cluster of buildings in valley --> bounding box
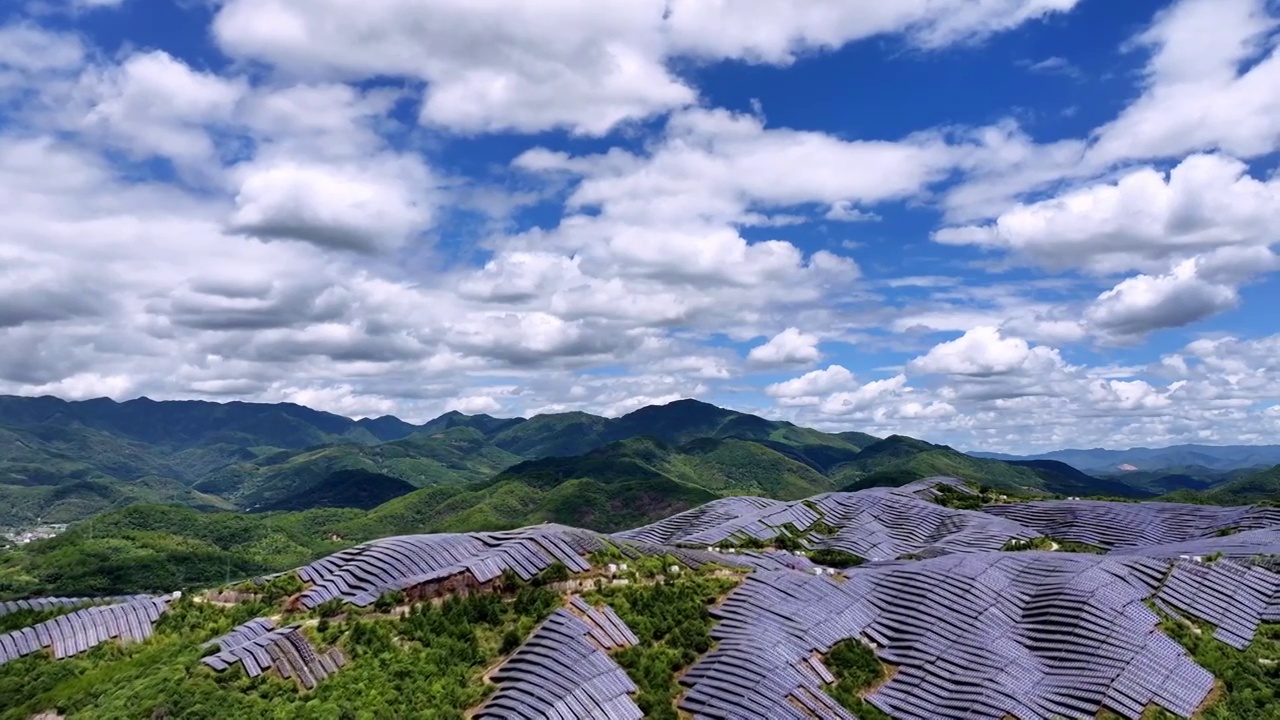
[1,523,68,548]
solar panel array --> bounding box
[201,620,346,689]
[203,616,276,650]
[294,523,766,610]
[805,486,1038,561]
[1108,527,1280,564]
[0,595,151,618]
[1152,558,1280,649]
[615,495,816,546]
[982,500,1280,550]
[681,553,1225,720]
[618,477,1038,561]
[296,526,600,608]
[475,598,642,720]
[0,595,173,666]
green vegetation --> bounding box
[930,482,987,510]
[587,573,739,720]
[1144,614,1280,719]
[833,437,1126,498]
[0,586,563,719]
[823,638,893,720]
[0,505,356,598]
[0,605,78,633]
[809,549,866,568]
[1162,465,1280,507]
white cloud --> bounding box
[445,395,503,414]
[936,154,1280,275]
[664,0,1082,61]
[228,156,435,253]
[213,0,690,136]
[69,51,247,166]
[6,0,1280,457]
[1086,379,1174,412]
[1089,0,1280,164]
[1018,56,1082,79]
[0,23,85,74]
[817,375,909,416]
[211,0,1081,136]
[907,326,1063,377]
[747,327,821,367]
[765,365,856,400]
[1084,259,1240,339]
[824,200,881,222]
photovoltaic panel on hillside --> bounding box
[0,595,173,666]
[475,598,642,720]
[201,619,346,689]
[678,551,1256,720]
[981,500,1280,550]
[0,595,152,618]
[618,477,1038,560]
[293,524,764,609]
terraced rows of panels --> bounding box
[681,553,1253,720]
[475,597,642,720]
[619,477,1039,559]
[0,594,153,617]
[983,500,1280,550]
[201,618,346,689]
[293,523,804,610]
[0,595,174,665]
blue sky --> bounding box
[0,0,1278,453]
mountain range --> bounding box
[1,394,1276,532]
[972,444,1280,473]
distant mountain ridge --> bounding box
[0,394,1185,527]
[972,444,1280,473]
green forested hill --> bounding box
[1,396,876,524]
[194,427,524,510]
[833,437,1151,498]
[1162,465,1280,506]
[1,394,1168,532]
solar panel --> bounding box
[475,598,642,720]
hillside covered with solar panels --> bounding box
[1,476,1279,719]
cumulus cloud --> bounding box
[1084,260,1240,339]
[907,327,1063,377]
[936,154,1280,275]
[765,365,856,399]
[1089,0,1280,164]
[747,328,821,368]
[212,0,1079,136]
[0,23,85,74]
[817,375,909,416]
[445,395,504,414]
[228,157,435,253]
[69,51,247,166]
